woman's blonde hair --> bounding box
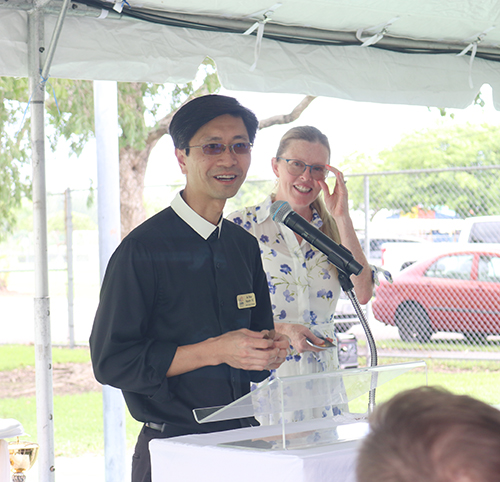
[273,126,341,244]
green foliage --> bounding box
[0,77,32,240]
[170,57,220,112]
[345,123,500,218]
[0,58,222,240]
[46,79,95,155]
[225,179,274,214]
[46,79,168,152]
[118,82,158,150]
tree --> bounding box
[0,77,32,241]
[1,58,315,238]
[345,123,500,219]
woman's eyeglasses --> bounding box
[185,142,253,155]
[277,157,329,180]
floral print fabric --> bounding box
[229,196,345,423]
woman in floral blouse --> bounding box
[228,126,373,423]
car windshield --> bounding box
[469,221,500,243]
[424,254,473,280]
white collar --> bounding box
[171,191,222,240]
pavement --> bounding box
[0,293,98,346]
[26,452,135,482]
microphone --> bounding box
[270,201,363,277]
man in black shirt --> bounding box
[90,95,289,482]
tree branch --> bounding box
[258,95,317,130]
[145,84,212,147]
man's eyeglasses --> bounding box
[277,157,329,180]
[185,142,253,156]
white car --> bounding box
[358,235,425,268]
[458,216,500,244]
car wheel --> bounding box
[395,303,432,343]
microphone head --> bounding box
[270,201,292,223]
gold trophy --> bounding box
[8,439,39,482]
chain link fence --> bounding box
[1,168,499,362]
[345,165,500,362]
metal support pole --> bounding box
[65,188,75,348]
[40,0,71,81]
[94,80,127,482]
[363,175,370,258]
[28,9,55,482]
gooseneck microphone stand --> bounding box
[336,269,378,413]
[270,201,378,412]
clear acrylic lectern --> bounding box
[193,361,427,450]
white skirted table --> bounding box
[150,419,368,482]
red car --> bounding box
[372,247,500,342]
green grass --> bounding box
[0,392,142,456]
[356,357,500,403]
[358,337,500,352]
[0,345,142,456]
[364,356,500,373]
[348,364,500,412]
[0,344,91,371]
[1,344,499,456]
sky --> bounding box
[45,85,500,193]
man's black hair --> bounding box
[169,94,259,152]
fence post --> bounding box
[363,175,370,258]
[65,188,75,348]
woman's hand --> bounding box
[317,166,349,219]
[274,322,327,354]
[318,165,374,304]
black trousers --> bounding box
[132,425,172,482]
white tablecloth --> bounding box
[150,419,367,482]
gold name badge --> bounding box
[237,293,257,309]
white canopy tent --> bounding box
[2,2,500,482]
[3,0,500,107]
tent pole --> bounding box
[40,0,70,80]
[28,8,55,482]
[94,80,127,482]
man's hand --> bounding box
[214,328,284,371]
[167,328,291,377]
[266,331,291,370]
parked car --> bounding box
[458,215,500,243]
[380,240,447,275]
[372,247,500,342]
[333,235,424,332]
[357,234,424,268]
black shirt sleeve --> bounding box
[90,237,176,398]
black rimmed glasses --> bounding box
[277,157,329,180]
[185,142,253,155]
